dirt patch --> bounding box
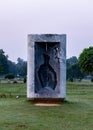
[35,103,61,106]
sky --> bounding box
[0,0,93,62]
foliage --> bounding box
[0,49,9,74]
[66,56,78,68]
[16,58,27,77]
[23,77,27,83]
[7,58,27,77]
[69,77,73,82]
[8,60,17,75]
[0,49,27,77]
[13,80,17,83]
[67,63,84,80]
[0,64,2,72]
[5,73,15,79]
[91,77,93,82]
[66,56,84,80]
[79,46,93,74]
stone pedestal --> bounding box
[27,34,66,102]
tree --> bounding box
[7,57,27,77]
[0,64,2,72]
[67,63,84,80]
[17,61,27,77]
[16,58,27,77]
[66,56,78,68]
[0,49,9,74]
[8,60,17,75]
[78,46,93,74]
[5,73,15,79]
[0,49,27,77]
[17,58,24,66]
[66,56,84,80]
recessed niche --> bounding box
[27,34,66,100]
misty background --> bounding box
[0,0,93,62]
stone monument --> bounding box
[27,34,66,102]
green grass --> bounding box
[0,82,93,130]
[0,83,26,97]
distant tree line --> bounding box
[0,49,27,78]
[0,48,83,81]
[67,46,93,81]
[66,56,84,81]
[0,46,93,81]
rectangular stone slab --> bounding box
[27,34,66,100]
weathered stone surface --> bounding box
[27,34,66,100]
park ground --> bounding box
[0,81,93,130]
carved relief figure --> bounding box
[38,53,57,90]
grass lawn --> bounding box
[0,82,93,130]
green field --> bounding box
[0,82,93,130]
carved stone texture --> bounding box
[27,34,66,100]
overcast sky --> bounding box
[0,0,93,62]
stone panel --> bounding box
[27,34,66,100]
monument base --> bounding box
[28,98,65,103]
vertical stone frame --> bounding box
[27,34,66,100]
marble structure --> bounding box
[27,34,66,101]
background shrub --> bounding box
[91,77,93,82]
[5,73,15,79]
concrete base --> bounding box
[28,98,65,103]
